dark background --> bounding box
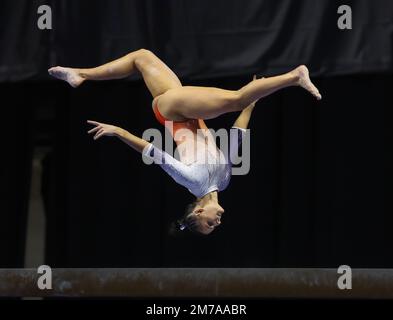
[0,0,392,268]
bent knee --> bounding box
[137,48,156,60]
[134,49,159,69]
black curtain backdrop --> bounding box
[0,85,34,267]
[1,0,393,81]
[0,0,392,268]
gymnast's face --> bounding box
[193,203,224,235]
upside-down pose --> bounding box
[49,49,321,235]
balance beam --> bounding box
[0,268,392,298]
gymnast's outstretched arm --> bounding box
[232,75,259,130]
[87,120,198,189]
[227,76,258,164]
[87,120,149,153]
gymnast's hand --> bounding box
[87,120,121,140]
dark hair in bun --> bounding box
[168,202,202,236]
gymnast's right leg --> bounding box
[48,49,182,98]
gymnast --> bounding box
[48,49,321,235]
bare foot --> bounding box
[292,65,322,100]
[48,66,84,88]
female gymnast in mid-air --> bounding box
[48,48,321,235]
